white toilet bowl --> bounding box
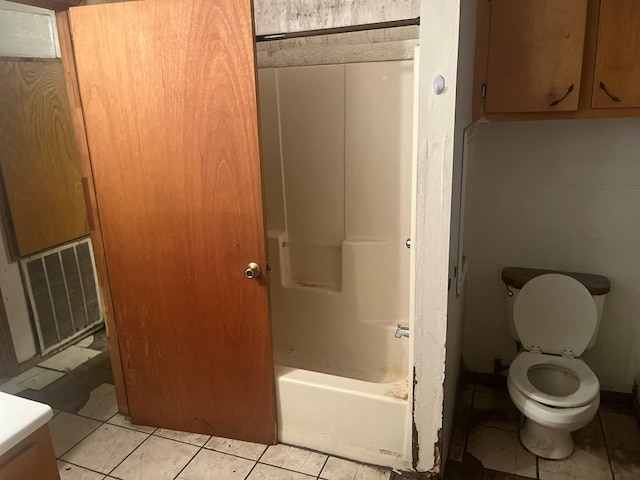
[508,352,600,459]
[503,272,606,460]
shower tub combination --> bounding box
[258,59,416,469]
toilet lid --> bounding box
[514,274,597,357]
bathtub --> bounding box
[269,233,413,469]
[259,60,415,469]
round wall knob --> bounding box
[245,262,262,279]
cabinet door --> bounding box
[484,0,588,113]
[0,60,88,257]
[592,0,640,108]
[69,0,276,443]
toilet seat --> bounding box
[508,375,600,432]
[509,352,599,408]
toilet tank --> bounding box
[502,267,610,350]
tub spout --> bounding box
[395,324,409,338]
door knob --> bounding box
[244,262,261,279]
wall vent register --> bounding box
[20,237,103,355]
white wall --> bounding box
[0,0,59,58]
[256,26,418,68]
[254,0,419,36]
[464,118,640,393]
[441,0,476,468]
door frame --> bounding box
[412,0,463,474]
[56,10,129,415]
[48,0,464,473]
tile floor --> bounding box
[445,382,640,480]
[51,388,393,480]
[1,330,396,480]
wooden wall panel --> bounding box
[0,59,89,257]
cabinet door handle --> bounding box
[599,81,621,103]
[81,177,96,231]
[549,84,575,106]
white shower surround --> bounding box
[259,60,415,468]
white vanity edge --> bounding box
[0,391,53,456]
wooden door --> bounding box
[484,0,588,113]
[69,0,276,443]
[0,59,88,257]
[592,0,640,108]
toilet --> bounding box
[502,267,610,459]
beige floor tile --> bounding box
[466,425,536,478]
[354,464,391,480]
[76,336,95,348]
[472,391,520,432]
[178,449,255,480]
[539,447,611,480]
[260,444,321,473]
[77,383,118,421]
[107,413,156,433]
[299,451,329,476]
[260,445,327,476]
[539,415,611,480]
[17,368,65,390]
[111,435,199,480]
[248,463,315,480]
[0,367,52,394]
[39,346,101,373]
[154,427,210,446]
[600,411,640,452]
[205,436,267,460]
[320,456,359,480]
[61,424,148,474]
[49,412,102,457]
[57,460,105,480]
[610,449,640,480]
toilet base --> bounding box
[520,418,575,460]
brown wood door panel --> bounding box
[0,60,88,257]
[69,0,275,443]
[592,0,640,108]
[485,0,588,113]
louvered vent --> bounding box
[21,237,103,354]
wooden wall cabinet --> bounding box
[474,0,640,121]
[0,425,59,480]
[484,0,588,114]
[592,0,640,109]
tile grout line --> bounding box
[241,444,269,479]
[57,458,107,477]
[55,416,103,459]
[256,447,334,478]
[103,421,152,477]
[461,384,477,456]
[598,412,617,480]
[316,454,330,480]
[171,443,206,480]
